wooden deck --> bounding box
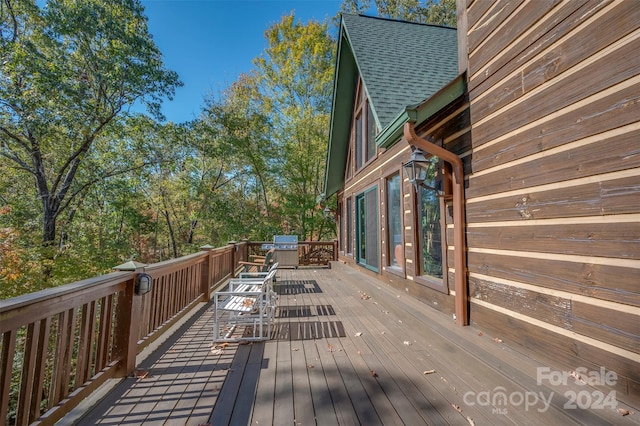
[76,263,639,425]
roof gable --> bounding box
[324,14,459,196]
[343,14,458,130]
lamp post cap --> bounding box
[113,260,147,271]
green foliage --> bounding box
[1,7,339,299]
[252,14,335,241]
[340,0,457,26]
[198,14,336,243]
[0,0,181,252]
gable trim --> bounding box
[376,74,467,149]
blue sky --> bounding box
[140,0,344,123]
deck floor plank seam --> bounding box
[209,342,252,425]
[339,270,570,425]
[248,336,278,425]
[296,279,384,426]
[75,266,639,426]
[314,271,410,423]
[329,274,511,425]
[336,266,624,425]
[317,269,463,426]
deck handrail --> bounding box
[0,241,249,426]
[246,240,339,266]
[0,239,335,425]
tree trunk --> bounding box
[187,220,197,244]
[161,194,178,258]
[164,208,178,258]
[42,207,57,246]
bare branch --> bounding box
[1,0,19,42]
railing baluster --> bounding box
[0,241,339,424]
[17,322,39,425]
[0,329,16,424]
[30,317,50,421]
[81,301,97,384]
[50,311,68,407]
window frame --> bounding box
[345,197,353,256]
[385,171,404,274]
[355,186,379,272]
[348,77,377,178]
[412,159,449,293]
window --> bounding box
[418,185,443,279]
[355,113,363,169]
[408,155,448,292]
[356,187,379,271]
[367,104,376,162]
[386,173,403,269]
[346,197,353,255]
[338,200,344,253]
[352,78,376,173]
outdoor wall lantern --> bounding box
[323,206,332,219]
[135,273,153,296]
[402,147,432,191]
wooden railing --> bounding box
[247,240,338,266]
[0,239,336,425]
[0,242,247,426]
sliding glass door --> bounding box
[356,186,379,271]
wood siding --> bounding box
[338,95,471,319]
[463,0,640,405]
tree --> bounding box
[0,0,181,252]
[340,0,457,27]
[252,14,335,240]
[202,76,276,219]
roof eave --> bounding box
[376,73,467,149]
[375,108,415,149]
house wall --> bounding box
[337,95,471,320]
[460,0,640,404]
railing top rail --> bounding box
[0,240,255,425]
[144,250,208,272]
[0,270,132,313]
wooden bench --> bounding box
[238,247,275,273]
[213,266,278,342]
[237,261,278,282]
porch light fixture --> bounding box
[402,148,432,191]
[323,206,332,219]
[135,273,153,295]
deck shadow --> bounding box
[75,301,217,424]
[275,279,322,294]
[210,341,265,425]
[276,304,335,318]
[272,320,346,340]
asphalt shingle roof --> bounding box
[342,14,458,130]
[324,14,459,196]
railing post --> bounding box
[334,239,339,261]
[228,241,237,277]
[200,245,213,301]
[112,261,145,377]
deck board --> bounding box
[291,331,315,424]
[301,337,340,425]
[75,264,640,426]
[250,339,276,425]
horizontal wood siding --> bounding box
[466,174,640,222]
[470,302,639,402]
[465,250,639,307]
[463,0,640,405]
